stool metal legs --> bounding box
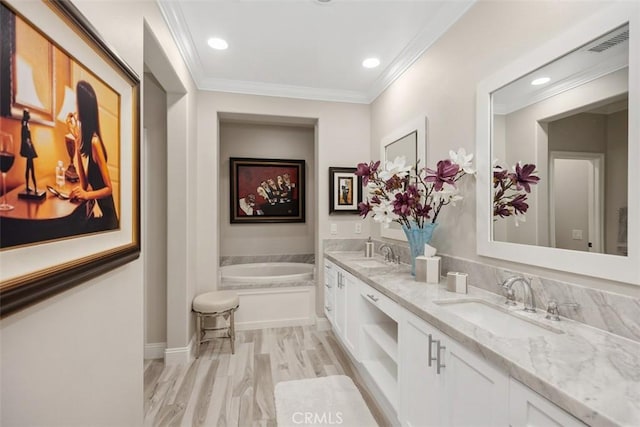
[230,308,235,354]
[195,313,202,358]
[194,306,238,359]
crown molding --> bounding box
[158,0,476,104]
[494,60,628,115]
[157,0,205,84]
[197,77,369,103]
[365,1,476,103]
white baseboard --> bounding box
[164,334,195,365]
[236,317,314,331]
[144,342,166,360]
[315,315,331,331]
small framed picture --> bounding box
[329,167,362,214]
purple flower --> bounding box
[358,201,372,218]
[510,163,539,193]
[494,203,511,218]
[385,175,405,191]
[415,203,432,219]
[425,160,460,191]
[493,168,508,189]
[355,161,380,186]
[391,185,420,217]
[509,193,529,215]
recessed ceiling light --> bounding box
[207,37,228,50]
[531,77,550,86]
[362,58,380,69]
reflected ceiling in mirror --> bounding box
[491,24,629,257]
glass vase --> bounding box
[402,222,438,276]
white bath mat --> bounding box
[275,375,378,427]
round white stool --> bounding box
[192,290,239,358]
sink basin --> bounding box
[353,259,390,269]
[434,299,563,338]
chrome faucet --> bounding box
[379,244,397,264]
[501,275,536,313]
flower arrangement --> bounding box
[493,161,540,224]
[355,148,475,228]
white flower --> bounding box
[379,156,413,181]
[371,199,397,227]
[449,148,475,174]
[492,158,503,172]
[514,214,526,227]
[432,184,464,206]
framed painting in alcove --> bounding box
[230,157,305,223]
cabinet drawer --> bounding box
[360,283,400,320]
[509,378,586,426]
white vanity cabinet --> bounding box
[509,378,586,427]
[323,261,336,324]
[341,270,361,356]
[400,312,444,427]
[400,311,509,427]
[359,281,401,411]
[324,260,360,359]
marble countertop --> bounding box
[325,251,640,427]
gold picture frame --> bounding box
[0,0,140,317]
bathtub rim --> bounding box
[220,262,315,284]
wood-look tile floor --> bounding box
[144,326,386,427]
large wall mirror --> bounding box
[380,116,426,241]
[476,3,639,284]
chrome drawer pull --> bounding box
[436,342,446,375]
[366,294,379,302]
[428,334,436,367]
[325,284,332,289]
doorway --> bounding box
[549,152,604,253]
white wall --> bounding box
[196,91,370,314]
[370,0,638,295]
[0,0,196,424]
[143,73,168,347]
[219,122,315,256]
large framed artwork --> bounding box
[329,167,362,214]
[0,0,140,317]
[230,157,305,224]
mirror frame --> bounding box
[380,115,427,241]
[476,3,640,284]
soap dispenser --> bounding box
[365,237,374,258]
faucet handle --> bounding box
[545,299,579,321]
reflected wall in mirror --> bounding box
[380,116,426,241]
[476,2,639,284]
[491,24,628,256]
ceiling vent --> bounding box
[587,29,629,53]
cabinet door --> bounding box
[442,337,509,427]
[334,269,346,338]
[343,272,360,358]
[400,312,444,427]
[324,261,336,324]
[509,378,586,427]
